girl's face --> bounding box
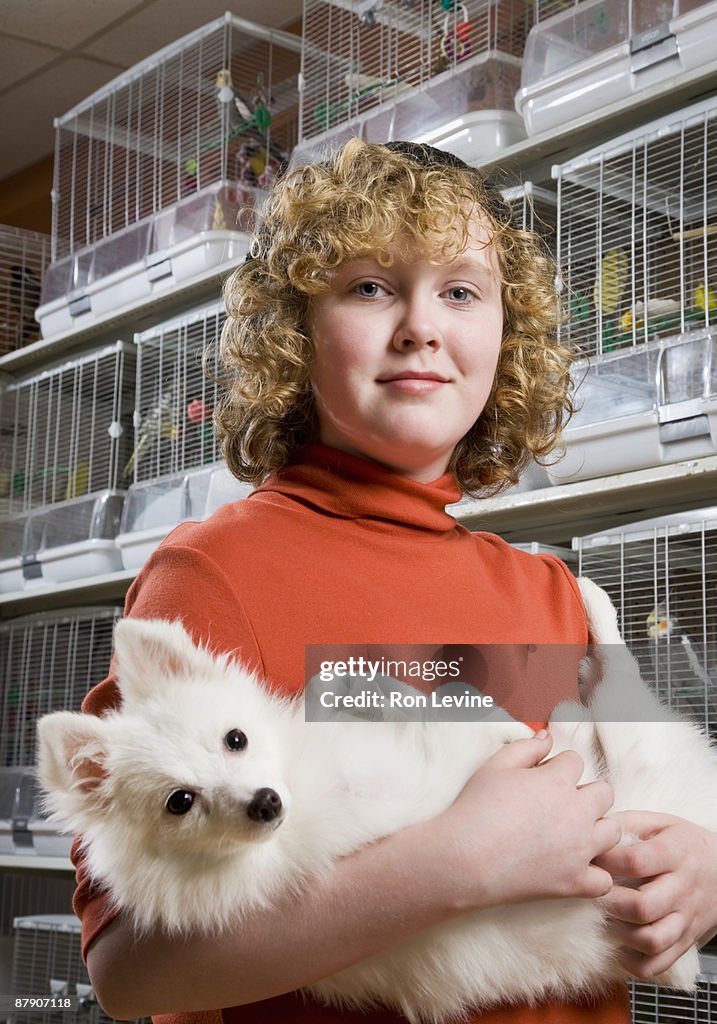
[309,221,504,482]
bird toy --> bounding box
[123,387,179,481]
[187,398,214,455]
[440,3,472,63]
[181,69,285,180]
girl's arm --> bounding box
[88,734,618,1019]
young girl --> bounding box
[74,140,717,1024]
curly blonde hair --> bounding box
[215,138,572,494]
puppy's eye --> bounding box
[166,790,195,815]
[225,729,248,752]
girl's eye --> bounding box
[445,287,475,303]
[354,281,385,298]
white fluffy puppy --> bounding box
[37,578,717,1022]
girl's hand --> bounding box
[595,810,717,980]
[438,733,620,912]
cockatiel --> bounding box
[647,602,714,695]
[215,68,255,128]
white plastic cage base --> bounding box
[516,0,717,137]
[548,397,717,484]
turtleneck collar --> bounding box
[256,443,462,533]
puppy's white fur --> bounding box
[37,578,717,1022]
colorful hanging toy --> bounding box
[187,399,214,451]
[440,3,472,63]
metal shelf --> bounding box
[0,569,134,619]
[0,260,236,376]
[2,458,717,618]
[0,855,73,872]
[455,455,717,546]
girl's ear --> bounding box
[36,711,111,821]
[112,617,220,703]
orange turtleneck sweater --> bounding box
[74,443,631,1024]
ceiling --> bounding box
[0,0,303,182]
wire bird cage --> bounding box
[129,302,226,486]
[0,341,134,517]
[0,228,51,357]
[297,0,531,164]
[517,0,717,137]
[0,608,120,768]
[115,301,253,572]
[0,873,75,1006]
[548,97,717,482]
[556,96,717,358]
[574,507,717,735]
[37,14,301,338]
[9,916,145,1024]
[630,953,717,1023]
[502,180,557,241]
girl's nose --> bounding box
[391,293,442,352]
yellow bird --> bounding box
[694,280,717,313]
[594,248,629,315]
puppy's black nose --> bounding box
[246,787,282,823]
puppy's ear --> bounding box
[112,617,219,703]
[36,711,111,822]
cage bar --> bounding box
[52,14,300,260]
[297,0,531,163]
[0,341,134,516]
[0,228,51,357]
[0,607,121,768]
[555,96,717,358]
[130,302,226,485]
[575,507,717,734]
[630,953,717,1022]
[9,915,144,1024]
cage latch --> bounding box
[145,254,173,282]
[630,23,679,73]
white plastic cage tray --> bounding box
[516,0,717,137]
[116,463,252,571]
[36,182,255,339]
[30,491,125,585]
[294,53,526,167]
[0,769,65,857]
[549,330,717,483]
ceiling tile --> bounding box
[0,55,120,178]
[0,36,57,92]
[83,0,302,65]
[0,0,146,50]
